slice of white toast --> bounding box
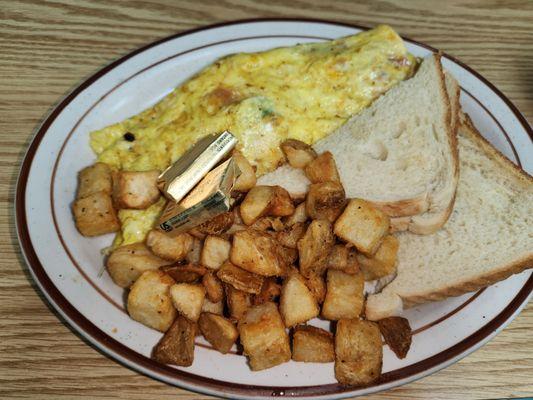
[366,114,533,320]
[391,73,461,234]
[259,55,459,232]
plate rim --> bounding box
[15,18,533,399]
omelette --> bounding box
[90,25,417,247]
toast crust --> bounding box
[398,67,460,234]
[403,252,533,308]
[368,193,428,218]
[389,216,410,233]
[460,113,533,186]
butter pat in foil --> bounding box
[157,130,237,203]
[157,157,240,236]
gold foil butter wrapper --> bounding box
[157,157,240,237]
[157,130,237,203]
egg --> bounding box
[90,25,417,247]
[115,197,166,247]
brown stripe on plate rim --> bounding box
[16,18,533,399]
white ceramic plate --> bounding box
[16,19,532,399]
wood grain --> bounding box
[1,0,532,399]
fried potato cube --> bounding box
[335,319,382,385]
[186,237,203,264]
[357,235,399,281]
[225,223,247,236]
[127,270,176,332]
[199,312,239,354]
[284,202,308,227]
[277,222,306,249]
[231,229,285,276]
[306,182,346,223]
[153,315,195,366]
[233,206,244,224]
[377,316,412,359]
[201,298,224,315]
[200,235,231,270]
[304,274,326,304]
[269,186,295,217]
[334,199,390,255]
[106,242,171,288]
[326,244,348,271]
[196,211,234,235]
[278,246,298,267]
[344,249,360,275]
[238,302,291,370]
[327,245,359,275]
[280,272,319,327]
[292,325,334,363]
[321,269,364,320]
[232,150,257,192]
[240,186,294,225]
[250,216,284,232]
[240,186,274,225]
[77,162,113,198]
[249,217,273,232]
[73,191,120,236]
[280,139,317,169]
[304,151,340,183]
[188,227,206,240]
[202,272,224,303]
[113,170,160,209]
[225,285,252,321]
[253,277,281,306]
[217,261,264,294]
[230,191,246,209]
[270,217,285,232]
[169,283,205,322]
[160,263,207,283]
[146,230,193,262]
[298,220,334,278]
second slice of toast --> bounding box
[366,114,533,320]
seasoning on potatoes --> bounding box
[335,319,382,385]
[127,270,176,332]
[153,315,196,366]
[230,229,285,276]
[298,219,334,278]
[238,302,291,371]
[106,243,171,288]
[280,139,317,169]
[292,325,334,363]
[199,312,239,354]
[334,199,390,255]
[169,283,206,322]
[304,151,340,184]
[321,269,364,320]
[217,261,264,294]
[279,272,319,327]
[377,316,412,359]
[306,181,346,223]
[146,230,194,261]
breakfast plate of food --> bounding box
[15,19,532,399]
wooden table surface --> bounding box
[1,1,532,399]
